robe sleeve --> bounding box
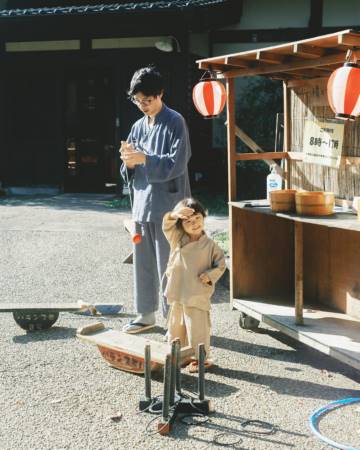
[144,117,191,183]
[120,129,135,182]
[205,242,226,285]
[162,212,183,250]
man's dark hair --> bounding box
[127,66,164,97]
[174,197,208,230]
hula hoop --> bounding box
[309,397,360,450]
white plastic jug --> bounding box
[266,165,282,201]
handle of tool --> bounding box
[76,322,105,336]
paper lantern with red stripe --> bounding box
[327,62,360,121]
[192,79,226,118]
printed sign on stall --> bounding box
[303,120,344,168]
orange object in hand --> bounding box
[132,233,142,244]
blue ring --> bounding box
[309,397,360,449]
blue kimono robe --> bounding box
[121,104,191,223]
[120,104,192,317]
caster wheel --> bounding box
[13,311,59,331]
[239,313,260,330]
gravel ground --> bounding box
[0,194,359,450]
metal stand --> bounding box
[139,340,213,435]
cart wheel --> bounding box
[239,313,260,330]
[13,311,59,331]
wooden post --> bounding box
[283,81,291,189]
[295,221,304,325]
[226,78,236,202]
[226,78,236,305]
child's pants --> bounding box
[167,303,211,359]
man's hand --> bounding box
[199,273,211,285]
[170,207,194,220]
[119,141,145,168]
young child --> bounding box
[162,197,226,373]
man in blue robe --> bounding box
[120,66,191,333]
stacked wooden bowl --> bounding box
[270,189,297,212]
[295,191,334,216]
[270,190,335,216]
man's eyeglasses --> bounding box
[131,96,154,107]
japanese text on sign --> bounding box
[303,120,344,168]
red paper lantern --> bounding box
[192,78,226,118]
[327,62,360,121]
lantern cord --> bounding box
[345,48,360,64]
[346,49,353,63]
[200,70,217,81]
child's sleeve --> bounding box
[162,212,183,249]
[206,242,226,285]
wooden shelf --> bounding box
[233,298,360,370]
[230,200,360,232]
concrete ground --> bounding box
[0,194,359,450]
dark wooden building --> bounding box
[0,0,242,193]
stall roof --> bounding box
[197,29,360,81]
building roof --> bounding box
[197,29,360,81]
[0,0,234,18]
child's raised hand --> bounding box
[199,273,211,285]
[171,207,194,220]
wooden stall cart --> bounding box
[197,29,360,370]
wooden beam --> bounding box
[286,68,333,78]
[235,152,287,161]
[226,78,236,202]
[287,76,328,88]
[231,124,284,177]
[293,43,326,58]
[256,51,285,64]
[338,33,360,47]
[226,78,235,306]
[218,51,348,79]
[198,61,227,72]
[225,56,250,68]
[295,222,304,325]
[283,81,291,188]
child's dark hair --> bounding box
[127,66,164,98]
[174,197,207,229]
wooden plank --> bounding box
[229,202,360,232]
[293,43,326,58]
[338,33,360,47]
[227,79,236,305]
[231,124,284,176]
[226,78,236,202]
[231,208,294,301]
[77,323,194,365]
[256,51,285,64]
[294,222,304,325]
[225,57,250,68]
[283,81,291,188]
[233,299,360,370]
[198,61,229,72]
[235,152,288,161]
[0,303,81,312]
[287,76,328,88]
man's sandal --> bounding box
[122,321,155,334]
[187,359,214,373]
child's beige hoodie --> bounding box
[162,212,226,311]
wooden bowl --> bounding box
[270,189,297,212]
[295,191,334,216]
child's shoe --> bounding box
[187,359,214,373]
